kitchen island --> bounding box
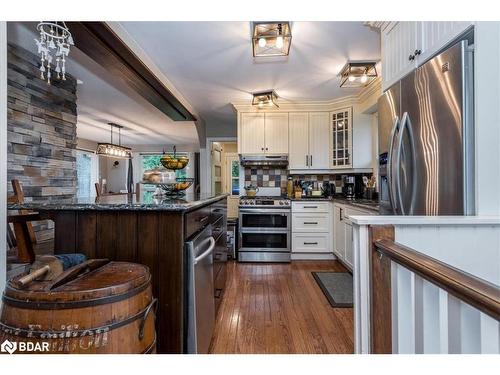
[8,192,228,354]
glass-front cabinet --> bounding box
[330,108,353,169]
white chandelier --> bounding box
[34,22,74,84]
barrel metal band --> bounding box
[141,334,157,354]
[0,300,156,339]
[1,280,150,310]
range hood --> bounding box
[240,154,288,167]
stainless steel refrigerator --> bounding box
[378,40,474,215]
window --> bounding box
[76,150,98,198]
[141,153,189,190]
[230,159,239,196]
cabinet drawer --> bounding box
[292,201,330,213]
[185,206,211,239]
[292,213,330,232]
[214,263,227,313]
[213,230,227,277]
[292,233,330,253]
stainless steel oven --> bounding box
[238,207,291,262]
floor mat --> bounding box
[312,271,353,308]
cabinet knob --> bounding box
[265,147,268,151]
[261,147,264,151]
[414,49,422,56]
[408,54,415,61]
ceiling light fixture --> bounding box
[252,22,292,57]
[252,90,279,108]
[339,61,378,88]
[96,123,132,159]
[34,22,74,85]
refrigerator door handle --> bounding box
[387,116,400,214]
[395,112,417,215]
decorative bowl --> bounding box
[142,178,194,196]
[160,155,189,170]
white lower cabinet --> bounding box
[333,203,375,270]
[291,201,333,260]
[292,213,330,232]
[292,233,329,253]
[333,205,346,260]
[344,221,354,269]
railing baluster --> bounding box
[480,313,500,353]
[369,225,500,354]
[422,279,440,353]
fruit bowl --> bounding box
[160,155,189,170]
[142,178,194,196]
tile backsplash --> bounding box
[244,167,289,190]
[243,167,372,195]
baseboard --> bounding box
[291,253,336,260]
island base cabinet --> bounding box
[42,197,228,354]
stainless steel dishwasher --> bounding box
[186,224,216,354]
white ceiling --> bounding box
[8,22,380,146]
[7,22,199,147]
[119,21,381,132]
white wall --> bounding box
[103,157,129,193]
[352,104,374,170]
[1,21,7,295]
[474,22,500,215]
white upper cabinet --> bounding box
[382,21,473,90]
[419,22,473,63]
[308,112,330,169]
[264,113,289,154]
[288,112,329,170]
[240,113,265,154]
[238,107,371,172]
[381,22,421,90]
[330,108,353,169]
[239,112,288,154]
[288,112,309,169]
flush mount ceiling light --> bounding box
[96,123,132,159]
[34,22,74,85]
[340,61,378,88]
[252,90,279,108]
[252,22,292,57]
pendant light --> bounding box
[96,123,132,159]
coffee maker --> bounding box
[343,176,355,200]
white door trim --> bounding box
[202,137,237,194]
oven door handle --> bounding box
[240,228,290,234]
[239,209,290,214]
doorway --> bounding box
[210,141,239,219]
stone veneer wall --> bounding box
[7,43,78,242]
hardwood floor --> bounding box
[209,260,354,354]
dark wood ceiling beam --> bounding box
[67,22,196,122]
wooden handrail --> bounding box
[375,238,500,321]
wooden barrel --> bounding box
[0,261,157,354]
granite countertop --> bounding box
[290,195,379,212]
[7,192,229,212]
